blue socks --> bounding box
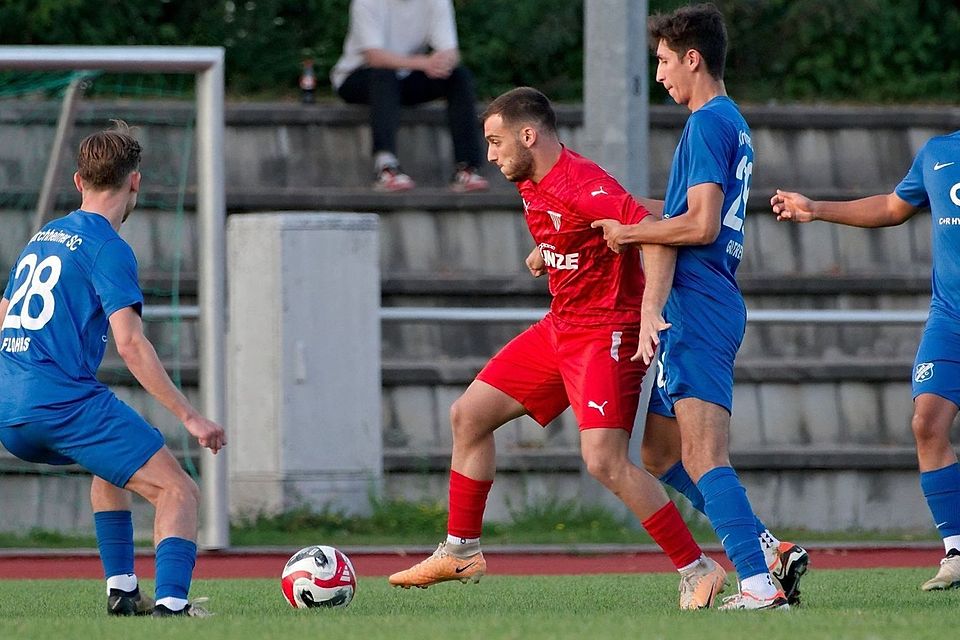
[95,513,198,603]
[660,461,768,536]
[155,537,198,600]
[660,461,706,513]
[94,510,134,580]
[920,463,960,540]
[697,466,768,580]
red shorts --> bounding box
[476,313,648,432]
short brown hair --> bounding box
[76,120,141,190]
[481,87,557,134]
[649,3,728,81]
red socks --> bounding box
[447,470,493,539]
[447,471,699,570]
[642,502,702,570]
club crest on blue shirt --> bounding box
[915,362,935,383]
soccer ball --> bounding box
[281,545,357,609]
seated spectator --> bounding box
[330,0,489,192]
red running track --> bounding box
[0,547,946,580]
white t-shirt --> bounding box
[330,0,459,89]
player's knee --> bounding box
[450,396,479,432]
[911,410,946,446]
[187,475,202,506]
[163,472,200,511]
[449,397,466,431]
[449,397,480,443]
[581,450,622,488]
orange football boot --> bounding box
[678,555,728,609]
[388,542,486,589]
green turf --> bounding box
[2,570,959,640]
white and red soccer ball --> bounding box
[281,545,357,609]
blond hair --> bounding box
[76,120,141,190]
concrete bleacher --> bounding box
[1,100,958,532]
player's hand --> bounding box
[634,311,671,365]
[525,246,546,277]
[590,219,626,253]
[771,189,816,222]
[184,415,227,454]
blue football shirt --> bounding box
[894,131,960,320]
[0,210,143,426]
[662,96,753,311]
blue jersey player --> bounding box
[773,131,960,591]
[0,122,226,617]
[592,4,807,609]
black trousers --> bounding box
[338,65,483,169]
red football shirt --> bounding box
[517,147,651,326]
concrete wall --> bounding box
[1,102,958,534]
[227,213,382,517]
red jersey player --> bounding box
[388,87,727,610]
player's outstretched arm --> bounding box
[591,183,723,248]
[769,189,816,222]
[771,189,916,228]
[109,306,226,453]
[0,297,8,324]
[636,239,675,365]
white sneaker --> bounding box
[718,587,790,610]
[450,165,489,192]
[374,166,415,192]
[678,556,727,610]
[921,550,960,591]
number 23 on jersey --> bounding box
[721,154,752,232]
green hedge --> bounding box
[718,0,960,103]
[1,0,958,103]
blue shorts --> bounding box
[0,391,165,488]
[647,288,745,418]
[912,311,960,407]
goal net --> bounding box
[0,48,227,548]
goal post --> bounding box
[0,46,229,549]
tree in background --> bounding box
[1,0,958,103]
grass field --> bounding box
[3,570,959,640]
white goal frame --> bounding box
[0,47,229,549]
